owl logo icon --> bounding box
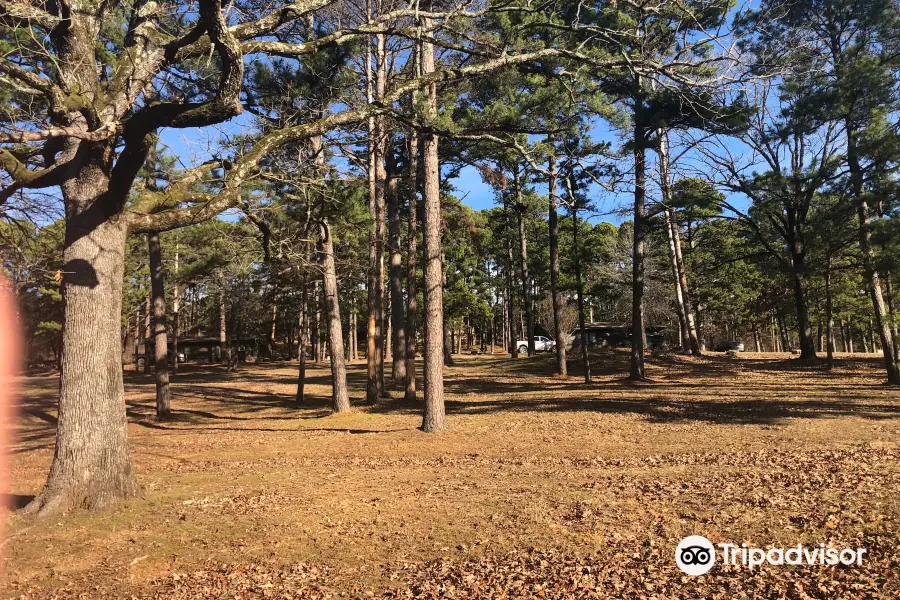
[675,535,716,575]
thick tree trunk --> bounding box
[547,153,567,375]
[513,169,535,357]
[405,131,419,402]
[148,232,171,418]
[420,25,446,432]
[387,151,407,386]
[28,175,139,516]
[790,267,817,359]
[886,271,900,361]
[319,221,350,413]
[630,127,647,380]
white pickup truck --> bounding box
[516,336,556,354]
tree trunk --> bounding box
[319,221,350,413]
[547,153,567,375]
[630,125,647,380]
[172,241,180,374]
[405,130,419,402]
[885,271,900,361]
[572,200,591,384]
[387,150,407,386]
[825,255,835,369]
[28,170,139,516]
[296,268,309,403]
[143,294,152,374]
[848,127,899,382]
[219,289,230,365]
[505,211,518,358]
[514,168,535,357]
[790,268,817,359]
[420,23,446,432]
[148,232,171,419]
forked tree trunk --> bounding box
[547,153,567,375]
[148,232,171,419]
[319,221,350,413]
[405,130,419,402]
[630,125,647,380]
[420,21,446,432]
[27,174,139,516]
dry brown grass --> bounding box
[3,350,900,598]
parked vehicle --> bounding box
[715,340,745,352]
[517,336,556,354]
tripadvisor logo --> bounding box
[675,535,868,575]
[676,535,716,575]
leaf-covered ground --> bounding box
[3,351,900,598]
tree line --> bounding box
[1,0,899,516]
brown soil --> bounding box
[3,351,900,598]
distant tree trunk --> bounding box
[296,274,308,403]
[148,232,171,419]
[311,280,321,363]
[630,124,647,380]
[122,322,135,368]
[547,153,567,375]
[387,150,407,386]
[825,255,835,369]
[405,130,419,402]
[143,294,152,374]
[505,210,518,358]
[513,168,535,357]
[319,221,350,413]
[420,21,446,432]
[219,290,230,366]
[572,199,591,384]
[172,241,180,374]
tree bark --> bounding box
[630,124,647,380]
[296,266,309,403]
[148,232,171,419]
[319,221,351,413]
[172,240,180,374]
[572,200,591,384]
[513,168,535,357]
[847,127,899,382]
[825,254,835,369]
[28,173,139,516]
[505,210,518,358]
[219,288,230,366]
[387,149,407,386]
[405,131,419,402]
[547,152,567,374]
[420,22,446,432]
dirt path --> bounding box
[3,352,900,598]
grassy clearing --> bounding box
[3,351,900,598]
